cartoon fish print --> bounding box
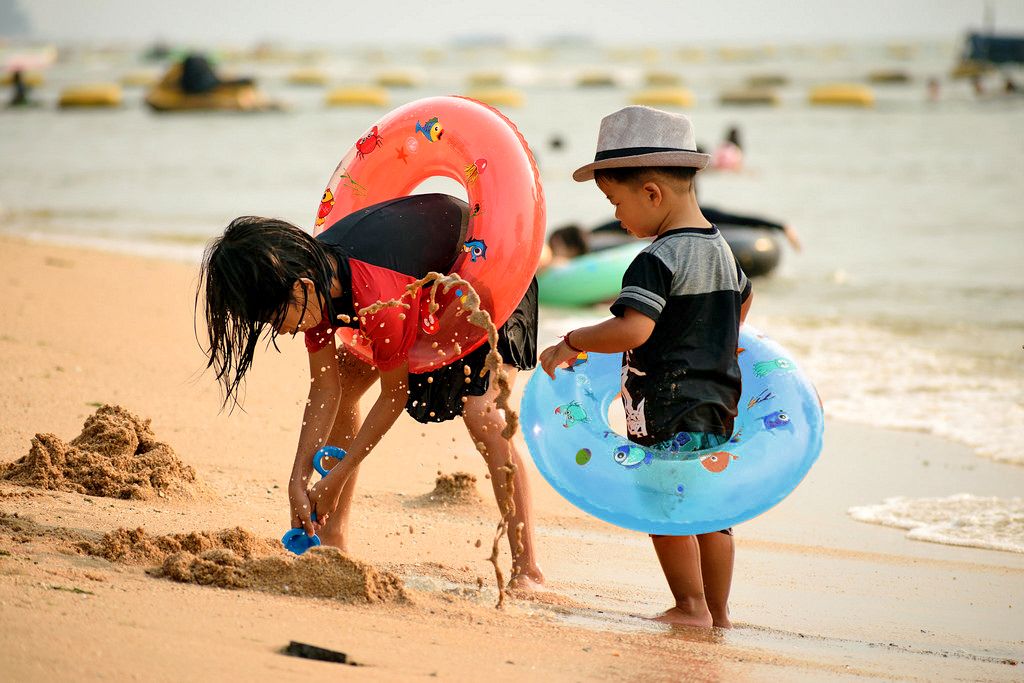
[415,117,444,142]
[355,125,383,159]
[760,410,793,431]
[315,188,334,226]
[754,358,795,377]
[613,445,654,469]
[564,351,589,372]
[747,388,776,409]
[700,452,738,473]
[554,401,590,428]
[462,239,487,262]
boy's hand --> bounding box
[539,340,580,379]
[288,484,319,537]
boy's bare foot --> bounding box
[651,606,714,628]
[710,612,732,629]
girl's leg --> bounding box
[697,531,734,628]
[650,534,714,627]
[316,348,378,551]
[462,366,545,589]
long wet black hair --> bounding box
[196,216,338,408]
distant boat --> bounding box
[963,32,1024,64]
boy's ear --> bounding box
[293,278,316,298]
[642,181,663,207]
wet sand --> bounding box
[1,234,1022,681]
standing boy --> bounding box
[539,106,752,627]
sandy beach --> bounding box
[1,234,1022,681]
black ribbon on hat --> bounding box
[593,146,699,161]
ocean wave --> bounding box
[848,494,1024,554]
[757,316,1024,466]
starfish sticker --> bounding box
[395,146,409,163]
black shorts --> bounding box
[405,278,538,423]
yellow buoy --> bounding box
[719,89,779,106]
[376,71,419,88]
[324,86,389,107]
[630,87,694,108]
[747,73,788,88]
[2,71,44,87]
[809,84,874,107]
[644,70,683,87]
[288,68,329,86]
[467,71,505,88]
[577,71,617,88]
[120,70,159,88]
[950,60,993,80]
[868,69,911,84]
[58,83,123,108]
[465,87,523,108]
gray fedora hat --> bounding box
[572,105,710,182]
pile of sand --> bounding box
[0,405,201,500]
[156,546,409,604]
[421,472,481,506]
[82,526,278,565]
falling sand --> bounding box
[0,405,201,500]
[358,273,522,606]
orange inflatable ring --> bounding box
[312,96,545,373]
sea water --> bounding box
[1,40,1021,552]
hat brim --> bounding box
[572,150,711,182]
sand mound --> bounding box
[156,546,409,604]
[82,526,279,565]
[0,405,201,500]
[419,472,481,506]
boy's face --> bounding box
[596,177,661,238]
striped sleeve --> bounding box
[610,251,672,321]
[737,260,752,303]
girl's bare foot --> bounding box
[507,566,546,592]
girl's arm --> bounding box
[289,340,343,536]
[540,307,655,378]
[307,362,409,521]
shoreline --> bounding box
[2,234,1022,680]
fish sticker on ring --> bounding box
[415,117,444,142]
[315,188,335,227]
[462,238,488,262]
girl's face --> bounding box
[275,278,323,334]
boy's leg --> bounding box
[649,534,714,627]
[462,366,545,589]
[697,531,734,628]
[317,348,378,552]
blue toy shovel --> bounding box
[280,445,347,555]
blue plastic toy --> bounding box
[521,326,824,535]
[281,446,347,555]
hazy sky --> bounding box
[8,0,1024,46]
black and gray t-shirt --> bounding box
[610,227,752,445]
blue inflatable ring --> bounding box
[521,326,824,535]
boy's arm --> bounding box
[540,308,654,378]
[740,289,753,323]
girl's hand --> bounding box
[539,340,580,379]
[308,475,341,527]
[288,484,319,537]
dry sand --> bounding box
[1,235,1022,681]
